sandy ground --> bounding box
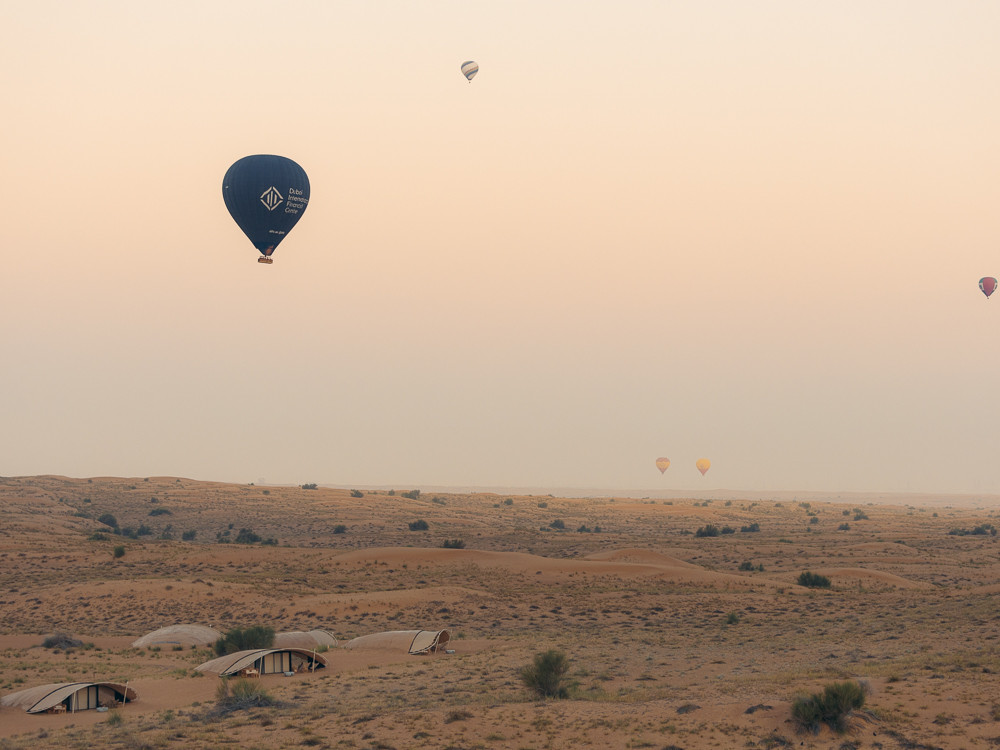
[0,475,998,748]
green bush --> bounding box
[301,483,318,490]
[548,519,566,530]
[234,528,261,544]
[213,677,277,714]
[695,524,720,538]
[401,490,421,500]
[113,545,126,559]
[213,626,275,656]
[181,530,197,541]
[333,525,347,534]
[408,519,429,531]
[520,650,571,699]
[791,680,867,733]
[98,513,118,528]
[441,538,465,549]
[797,571,831,588]
[349,489,364,498]
[149,507,172,516]
[740,522,760,532]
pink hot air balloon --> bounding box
[980,277,997,299]
[655,457,670,474]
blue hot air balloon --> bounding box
[223,155,310,264]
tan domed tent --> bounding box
[343,629,450,655]
[195,648,328,677]
[274,630,338,649]
[2,682,136,714]
[132,624,222,649]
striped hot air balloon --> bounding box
[460,61,479,82]
[980,277,997,299]
[655,457,670,474]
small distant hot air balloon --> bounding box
[980,277,997,299]
[461,61,479,82]
[696,458,711,476]
[223,155,310,264]
[655,457,670,474]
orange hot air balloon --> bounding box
[655,457,670,474]
[696,458,711,476]
[980,277,997,299]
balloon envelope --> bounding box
[696,458,711,476]
[980,277,997,299]
[223,155,310,260]
[655,457,670,474]
[461,61,479,81]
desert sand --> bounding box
[0,475,998,748]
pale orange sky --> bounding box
[3,1,1000,492]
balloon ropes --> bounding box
[655,457,670,474]
[223,155,310,264]
[461,61,478,82]
[980,277,997,299]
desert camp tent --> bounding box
[132,624,222,649]
[274,630,338,649]
[195,648,328,677]
[343,629,451,655]
[2,682,136,714]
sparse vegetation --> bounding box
[401,490,421,500]
[43,633,83,650]
[408,519,429,531]
[741,522,761,532]
[212,677,277,715]
[549,519,566,530]
[695,524,720,538]
[441,538,465,548]
[181,529,196,541]
[149,507,172,516]
[301,483,318,490]
[948,524,996,536]
[350,489,364,498]
[520,649,571,699]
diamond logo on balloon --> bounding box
[260,186,284,211]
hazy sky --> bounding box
[4,1,1000,493]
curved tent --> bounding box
[2,682,136,714]
[195,648,328,677]
[274,630,338,649]
[132,624,222,649]
[343,629,451,655]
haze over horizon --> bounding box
[4,1,1000,494]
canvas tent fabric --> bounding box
[195,648,328,676]
[132,624,222,648]
[343,629,451,655]
[2,682,136,713]
[274,630,338,649]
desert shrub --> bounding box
[576,524,592,533]
[181,530,196,541]
[695,525,720,538]
[853,509,868,520]
[798,571,831,588]
[537,501,548,508]
[106,709,124,726]
[503,498,513,506]
[149,507,172,516]
[333,525,347,534]
[43,633,83,650]
[809,516,819,525]
[741,522,760,532]
[837,523,850,531]
[444,709,474,723]
[431,496,446,505]
[88,532,109,541]
[408,519,429,531]
[520,650,571,699]
[261,537,277,545]
[301,483,318,490]
[97,513,118,528]
[350,489,363,498]
[213,626,275,656]
[400,489,421,500]
[234,528,261,544]
[441,539,465,549]
[213,677,277,714]
[791,680,867,733]
[726,612,740,625]
[720,526,736,534]
[136,524,153,536]
[949,524,997,536]
[738,561,756,571]
[113,545,126,559]
[548,519,566,530]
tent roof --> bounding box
[195,648,329,675]
[132,624,222,648]
[343,629,451,654]
[2,682,137,713]
[274,630,338,649]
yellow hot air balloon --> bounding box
[696,458,711,476]
[655,457,670,474]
